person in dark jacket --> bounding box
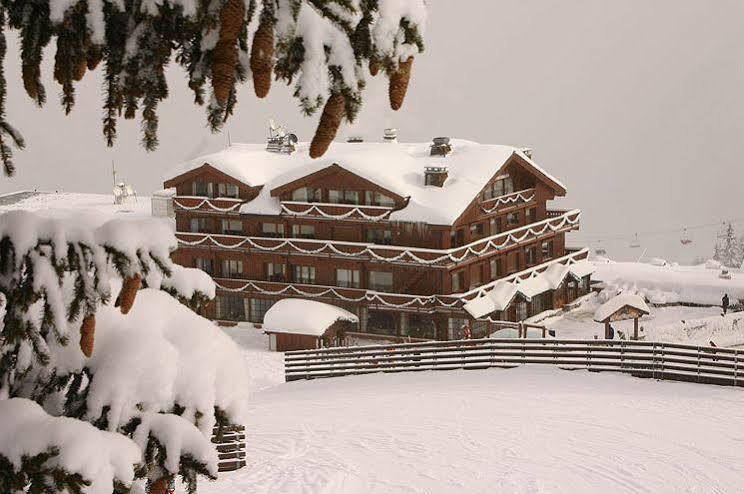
[722,293,730,316]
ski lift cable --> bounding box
[577,216,744,243]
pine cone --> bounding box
[73,57,87,81]
[22,64,39,101]
[369,58,380,77]
[388,56,413,111]
[148,476,172,494]
[310,93,345,158]
[118,274,142,315]
[211,0,245,106]
[79,315,96,358]
[87,48,103,71]
[250,19,274,98]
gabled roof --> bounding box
[164,139,568,225]
[594,294,650,323]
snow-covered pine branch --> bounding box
[0,211,249,494]
[0,0,427,173]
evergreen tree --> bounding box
[0,0,427,174]
[719,222,741,268]
[0,212,247,494]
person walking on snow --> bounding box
[461,322,471,340]
[722,293,730,316]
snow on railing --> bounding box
[283,338,744,388]
[177,209,581,267]
[479,188,536,214]
[280,201,394,221]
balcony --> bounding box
[173,195,243,214]
[479,188,536,214]
[546,209,569,219]
[281,201,393,221]
[176,209,581,268]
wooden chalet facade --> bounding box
[163,137,592,340]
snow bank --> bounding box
[0,398,140,494]
[196,366,744,494]
[593,260,742,306]
[263,298,358,336]
[158,263,216,300]
[594,294,650,322]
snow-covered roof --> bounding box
[263,298,359,336]
[594,294,650,322]
[166,139,567,225]
[463,259,595,318]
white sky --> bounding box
[1,0,743,263]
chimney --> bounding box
[383,128,398,143]
[424,166,448,187]
[430,137,451,157]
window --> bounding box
[470,264,485,289]
[492,179,504,198]
[328,189,343,204]
[221,259,243,277]
[489,217,501,236]
[293,265,316,284]
[366,310,396,335]
[265,263,286,282]
[526,207,537,224]
[400,313,434,339]
[336,268,360,288]
[580,276,590,293]
[489,258,502,279]
[504,177,514,195]
[261,222,284,238]
[451,270,464,292]
[194,257,213,274]
[507,212,520,226]
[526,246,538,265]
[365,228,392,245]
[471,320,490,339]
[531,293,547,316]
[542,240,554,260]
[368,271,393,292]
[218,183,239,198]
[470,222,485,239]
[292,224,316,239]
[450,229,465,248]
[221,219,242,235]
[249,298,275,323]
[216,295,247,321]
[192,181,212,197]
[365,190,395,207]
[329,190,361,204]
[482,184,494,201]
[291,187,321,202]
[190,217,210,233]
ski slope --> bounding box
[201,365,744,494]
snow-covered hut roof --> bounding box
[463,259,595,319]
[263,298,359,336]
[594,294,650,323]
[165,140,566,225]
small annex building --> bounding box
[263,298,359,351]
[594,294,650,340]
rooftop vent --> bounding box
[430,137,452,157]
[347,136,364,143]
[424,166,448,187]
[383,128,398,143]
[266,119,297,154]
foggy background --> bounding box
[1,0,742,264]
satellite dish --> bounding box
[288,133,298,144]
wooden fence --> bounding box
[212,424,246,473]
[285,338,744,387]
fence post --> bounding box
[696,346,701,383]
[734,349,739,387]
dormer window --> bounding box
[218,183,239,198]
[424,166,448,187]
[192,180,213,197]
[291,187,321,202]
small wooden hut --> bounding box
[594,294,650,340]
[263,298,359,352]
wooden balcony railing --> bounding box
[281,201,394,221]
[173,195,243,213]
[546,209,569,218]
[177,209,581,267]
[479,188,535,214]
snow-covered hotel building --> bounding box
[163,135,593,340]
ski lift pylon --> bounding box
[629,233,641,249]
[594,240,606,256]
[680,227,692,246]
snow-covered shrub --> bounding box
[0,211,249,494]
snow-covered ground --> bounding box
[0,190,152,223]
[199,358,744,494]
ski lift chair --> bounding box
[680,228,692,245]
[629,233,641,249]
